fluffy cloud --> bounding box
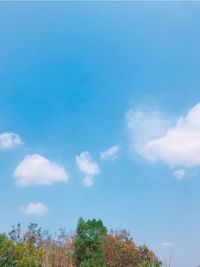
[14,154,69,187]
[20,202,48,216]
[173,169,186,180]
[127,103,200,167]
[100,145,120,160]
[0,132,23,150]
[76,151,100,187]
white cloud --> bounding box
[173,169,186,180]
[20,202,48,216]
[162,242,174,248]
[126,106,171,152]
[14,154,69,187]
[127,103,200,168]
[100,145,120,160]
[76,151,100,187]
[0,132,23,150]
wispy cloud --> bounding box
[173,169,186,180]
[162,242,174,248]
[14,154,69,187]
[0,132,23,150]
[126,106,171,153]
[20,202,48,216]
[100,145,120,161]
[126,103,200,168]
[76,151,100,187]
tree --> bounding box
[104,229,161,267]
[104,229,140,267]
[42,228,75,267]
[0,223,45,267]
[134,245,161,267]
[73,218,107,267]
[0,234,8,249]
[0,220,161,267]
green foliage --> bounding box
[0,233,8,248]
[73,217,107,267]
[0,223,45,267]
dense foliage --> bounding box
[0,219,161,267]
[73,218,107,267]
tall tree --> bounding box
[73,218,107,267]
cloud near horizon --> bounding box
[14,154,69,187]
[162,242,174,248]
[76,151,100,187]
[173,169,186,180]
[20,202,48,216]
[0,132,23,150]
[127,103,200,168]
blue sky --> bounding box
[1,2,200,267]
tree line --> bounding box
[0,218,161,267]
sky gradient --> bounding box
[1,2,200,267]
